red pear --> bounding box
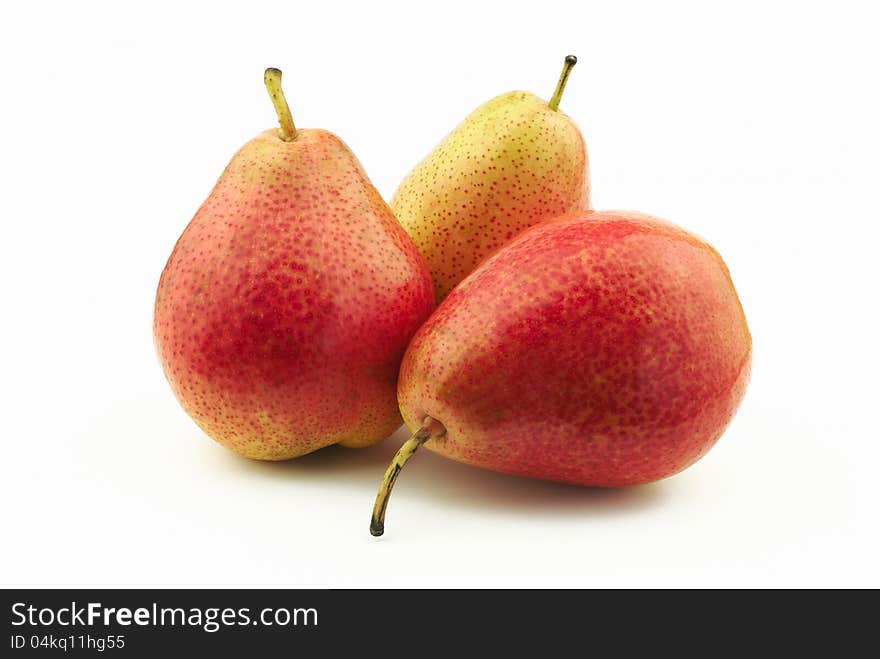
[371,210,750,535]
[154,69,434,460]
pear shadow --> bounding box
[399,448,668,520]
[217,425,668,520]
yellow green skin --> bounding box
[391,91,591,301]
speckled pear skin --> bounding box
[398,210,751,486]
[391,91,590,301]
[155,128,435,460]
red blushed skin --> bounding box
[398,210,751,486]
[155,128,435,460]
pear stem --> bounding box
[548,55,578,111]
[263,68,297,141]
[370,417,446,537]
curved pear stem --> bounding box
[370,417,446,537]
[263,68,297,141]
[548,55,578,111]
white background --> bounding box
[2,0,878,588]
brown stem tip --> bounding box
[549,55,578,111]
[263,67,297,141]
[370,417,446,537]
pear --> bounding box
[371,210,751,535]
[154,69,434,460]
[392,56,590,301]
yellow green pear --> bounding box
[391,56,591,301]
